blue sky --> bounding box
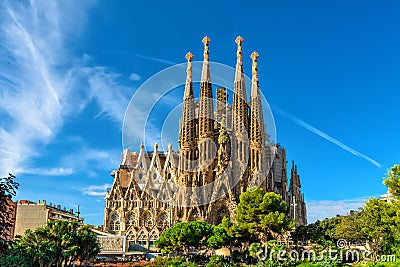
[1,0,399,226]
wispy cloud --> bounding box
[68,65,134,123]
[60,147,120,177]
[272,106,382,168]
[129,73,141,81]
[0,0,67,176]
[82,183,111,196]
[306,196,374,223]
[15,167,73,176]
[0,1,133,176]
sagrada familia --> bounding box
[103,36,307,249]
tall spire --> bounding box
[250,51,265,147]
[198,36,215,186]
[249,51,267,183]
[184,52,194,100]
[179,52,197,151]
[178,51,198,204]
[235,36,244,67]
[198,36,214,138]
[232,36,248,133]
[290,161,301,189]
[250,51,260,97]
[201,36,211,82]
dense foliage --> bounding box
[293,164,400,264]
[0,220,100,267]
[155,220,213,255]
[235,187,294,245]
[0,173,19,255]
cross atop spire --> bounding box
[235,36,244,61]
[202,36,211,61]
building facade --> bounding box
[0,195,17,241]
[103,37,307,249]
[14,200,83,237]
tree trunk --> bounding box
[185,246,189,263]
[229,240,233,262]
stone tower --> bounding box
[103,36,307,249]
[249,51,270,191]
[289,161,308,226]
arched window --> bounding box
[141,211,153,227]
[115,220,120,230]
[139,173,143,180]
[126,212,137,228]
[153,173,157,180]
[109,213,120,232]
[158,213,168,227]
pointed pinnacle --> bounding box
[185,52,194,62]
[202,36,211,45]
[251,51,259,61]
[235,36,244,61]
[202,36,210,61]
[251,51,259,79]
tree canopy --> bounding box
[235,186,293,245]
[155,220,213,255]
[383,164,400,199]
[1,220,100,267]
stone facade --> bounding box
[14,200,83,237]
[103,36,307,249]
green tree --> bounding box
[155,220,213,256]
[207,218,246,262]
[383,164,400,199]
[0,173,19,254]
[319,216,341,242]
[292,218,342,248]
[355,164,400,258]
[358,198,393,260]
[333,212,363,246]
[382,164,400,256]
[1,220,100,267]
[235,187,293,246]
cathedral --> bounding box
[103,36,307,249]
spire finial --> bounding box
[251,51,259,79]
[185,52,194,62]
[235,36,244,61]
[202,36,211,61]
[154,143,158,151]
[140,142,144,150]
[185,52,194,83]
